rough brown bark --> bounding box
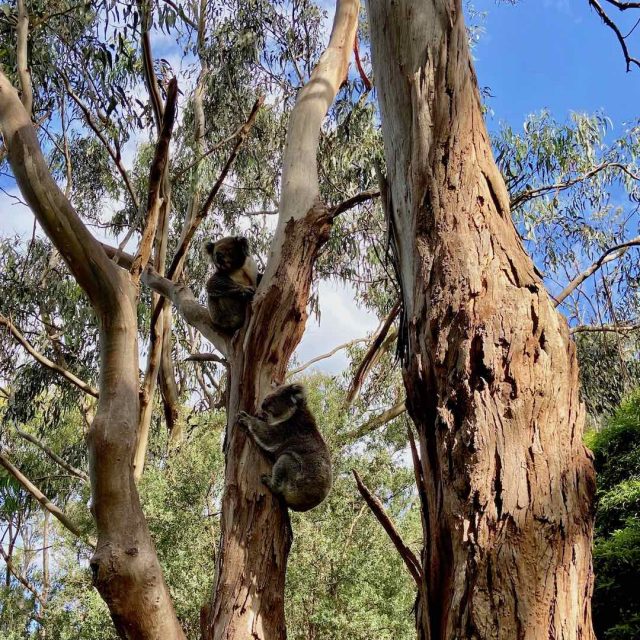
[367,1,596,639]
[202,2,360,637]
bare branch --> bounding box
[329,188,380,218]
[16,0,33,116]
[101,242,228,356]
[570,323,640,334]
[345,302,400,406]
[554,235,640,306]
[131,77,178,281]
[61,73,141,211]
[602,1,640,10]
[15,427,89,483]
[0,451,95,547]
[139,0,164,131]
[510,161,640,210]
[588,0,640,70]
[0,313,98,397]
[352,469,422,587]
[342,401,406,441]
[287,338,369,377]
[166,96,264,281]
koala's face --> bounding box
[205,236,249,273]
[260,384,305,426]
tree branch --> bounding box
[345,302,400,406]
[329,188,380,218]
[15,427,89,483]
[554,235,640,306]
[287,338,369,377]
[139,0,164,131]
[165,96,264,281]
[588,0,640,70]
[510,161,640,210]
[130,77,178,281]
[352,469,422,587]
[0,313,98,397]
[61,73,141,212]
[0,451,95,547]
[184,353,228,365]
[570,322,640,334]
[0,543,45,606]
[0,72,125,313]
[101,242,228,355]
[342,401,406,442]
[16,0,33,116]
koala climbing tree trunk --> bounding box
[201,2,360,639]
[366,1,596,639]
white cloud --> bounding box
[294,280,378,375]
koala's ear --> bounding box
[289,383,306,405]
[236,236,249,254]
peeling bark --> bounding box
[367,1,596,638]
[203,2,360,637]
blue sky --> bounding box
[470,0,640,133]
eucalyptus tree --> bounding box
[0,0,382,637]
[367,1,596,638]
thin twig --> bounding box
[0,544,45,605]
[165,96,264,281]
[287,338,369,377]
[0,313,98,397]
[588,0,640,71]
[342,401,406,442]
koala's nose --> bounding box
[256,410,267,421]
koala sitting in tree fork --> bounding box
[204,236,261,334]
[238,383,332,512]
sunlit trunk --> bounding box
[367,1,596,637]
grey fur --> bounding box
[238,383,332,512]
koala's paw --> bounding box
[260,474,273,489]
[237,411,251,429]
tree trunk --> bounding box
[202,2,359,636]
[366,2,596,638]
[0,70,185,640]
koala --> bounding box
[204,236,261,334]
[238,383,332,512]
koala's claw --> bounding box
[260,474,272,488]
[237,411,251,428]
